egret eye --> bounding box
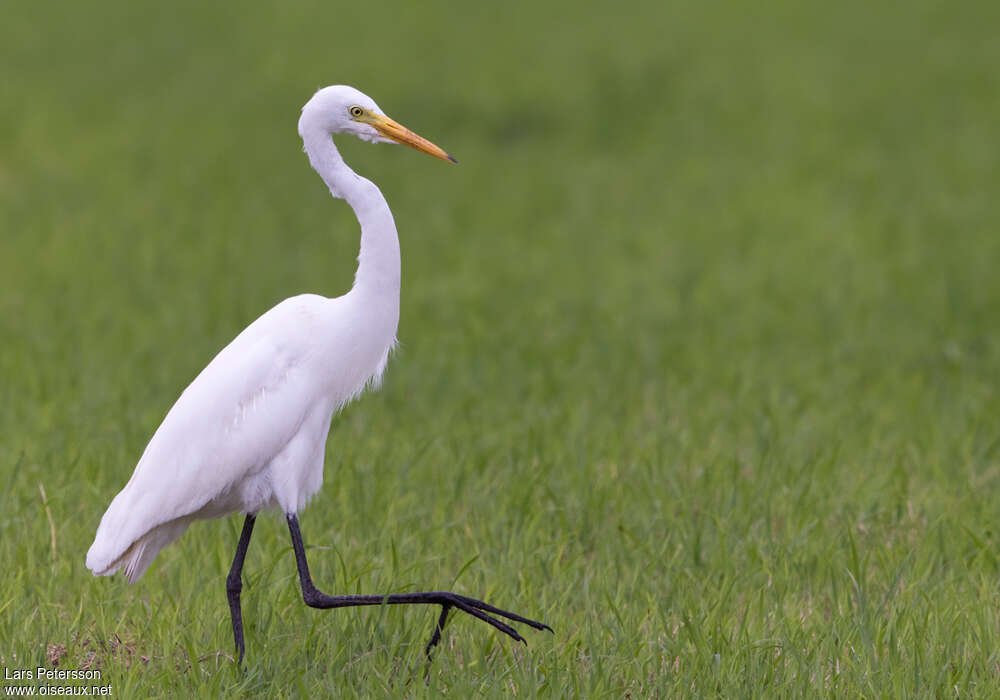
[349,106,364,118]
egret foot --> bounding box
[287,514,552,659]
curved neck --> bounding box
[301,127,401,299]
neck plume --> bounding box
[300,127,401,300]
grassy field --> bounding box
[3,0,1000,695]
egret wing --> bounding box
[87,295,328,577]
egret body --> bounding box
[86,85,549,662]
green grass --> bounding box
[3,0,1000,695]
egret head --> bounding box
[299,85,455,163]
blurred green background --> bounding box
[2,0,1000,695]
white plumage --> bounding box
[87,86,433,581]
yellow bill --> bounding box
[367,113,457,164]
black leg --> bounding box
[227,514,256,664]
[286,513,551,658]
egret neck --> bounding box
[300,126,402,306]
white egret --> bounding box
[86,85,550,663]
